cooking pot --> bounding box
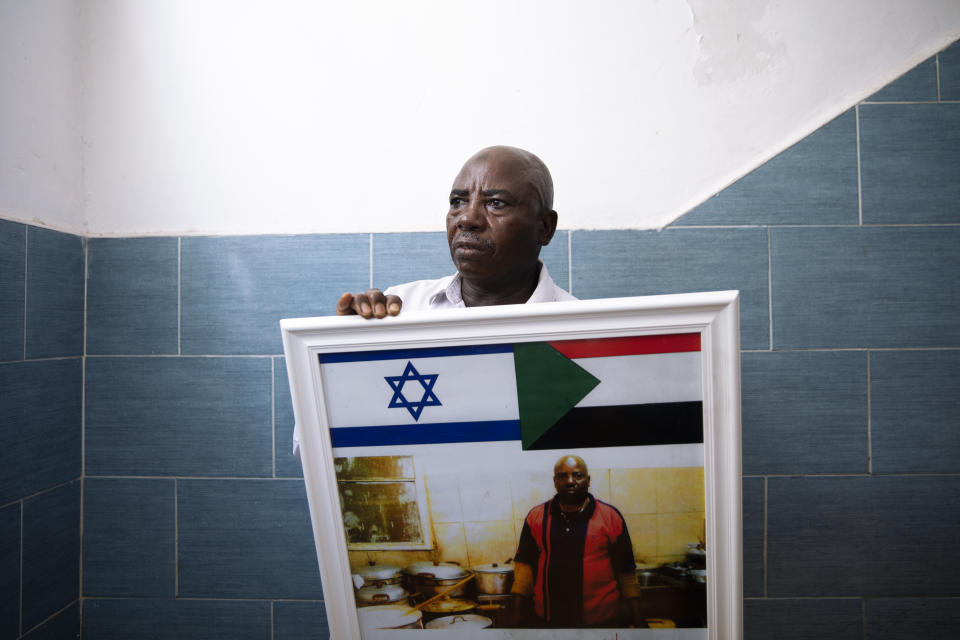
[472,561,514,595]
[477,593,513,607]
[424,614,493,630]
[355,582,409,607]
[420,597,476,618]
[357,604,423,631]
[403,561,473,598]
[352,562,403,587]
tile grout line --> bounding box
[369,233,373,289]
[866,350,873,475]
[1,355,86,365]
[859,99,942,105]
[174,478,179,597]
[82,353,285,359]
[747,346,960,353]
[80,236,89,615]
[936,54,942,102]
[855,104,863,226]
[20,600,80,638]
[567,230,573,295]
[83,595,322,603]
[272,358,277,479]
[744,471,960,478]
[672,222,960,229]
[743,596,865,601]
[745,594,960,601]
[762,476,768,597]
[858,223,960,227]
[861,597,867,640]
[270,601,275,640]
[0,478,81,512]
[19,498,23,637]
[178,237,182,356]
[766,227,773,350]
[23,227,28,360]
[81,475,309,482]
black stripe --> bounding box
[527,401,703,450]
[545,501,588,626]
[540,501,551,619]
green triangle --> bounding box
[513,342,601,450]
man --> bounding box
[294,146,573,459]
[335,145,574,317]
[511,455,641,628]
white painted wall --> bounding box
[0,0,83,232]
[3,1,959,236]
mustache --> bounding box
[453,232,494,251]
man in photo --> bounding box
[509,454,642,628]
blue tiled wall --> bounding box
[701,41,960,639]
[2,39,958,640]
[0,221,83,640]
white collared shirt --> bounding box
[384,261,576,310]
[292,261,575,459]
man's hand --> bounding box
[502,594,533,628]
[336,289,402,319]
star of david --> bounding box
[384,361,441,421]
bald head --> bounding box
[446,145,558,303]
[554,454,588,475]
[553,454,590,505]
[461,146,554,215]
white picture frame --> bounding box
[281,291,742,640]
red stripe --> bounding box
[547,333,700,359]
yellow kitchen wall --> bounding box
[348,466,704,571]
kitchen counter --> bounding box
[635,569,707,628]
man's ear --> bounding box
[539,210,558,246]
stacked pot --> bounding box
[472,561,516,627]
[402,561,474,599]
[472,561,515,595]
[352,563,410,607]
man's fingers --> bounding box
[366,289,387,318]
[353,293,373,318]
[337,292,373,317]
[385,295,402,316]
[336,290,401,319]
[336,292,355,316]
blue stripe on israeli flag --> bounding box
[330,420,522,447]
[318,343,513,363]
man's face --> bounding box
[554,457,590,504]
[446,151,552,288]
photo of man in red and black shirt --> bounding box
[511,454,642,628]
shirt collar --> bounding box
[435,260,555,307]
[550,493,596,519]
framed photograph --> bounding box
[281,291,741,639]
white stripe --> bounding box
[321,353,519,427]
[574,352,701,407]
